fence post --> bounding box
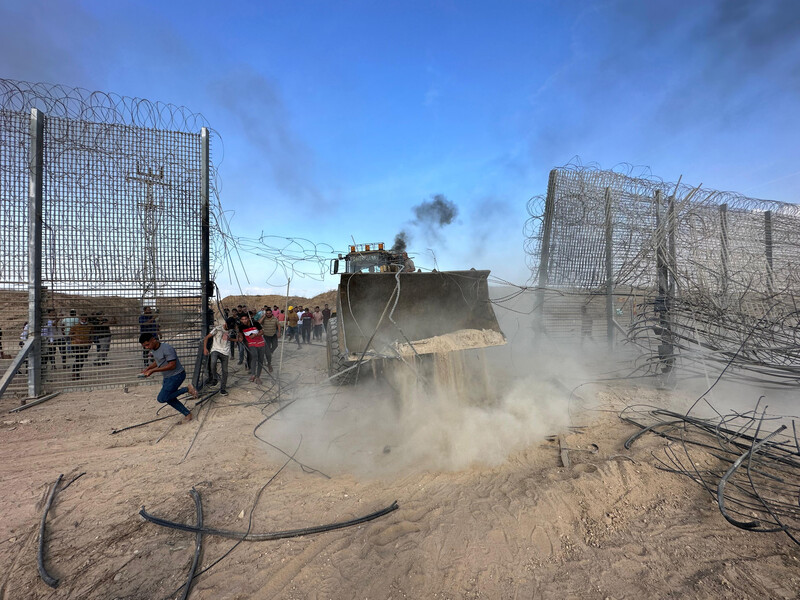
[28,108,44,398]
[604,187,614,349]
[535,170,557,336]
[654,190,673,373]
[655,191,667,297]
[200,127,210,337]
[719,203,728,302]
[764,210,773,295]
[668,193,677,301]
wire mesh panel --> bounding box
[525,164,800,382]
[0,79,213,397]
[0,109,32,396]
[38,116,204,390]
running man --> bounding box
[140,333,198,422]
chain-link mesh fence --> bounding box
[0,79,215,398]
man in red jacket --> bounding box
[240,314,266,384]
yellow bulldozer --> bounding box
[327,243,506,382]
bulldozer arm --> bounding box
[335,270,505,359]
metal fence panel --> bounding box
[0,110,32,396]
[525,165,800,382]
[0,80,211,398]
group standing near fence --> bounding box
[197,302,333,390]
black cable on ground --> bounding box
[623,419,685,450]
[141,500,399,541]
[179,488,203,600]
[154,390,220,448]
[622,402,800,546]
[192,390,220,409]
[252,431,331,479]
[111,414,173,435]
[60,472,86,492]
[717,425,786,531]
[252,402,331,479]
[161,443,298,599]
[37,473,63,588]
[146,335,339,596]
[179,398,214,464]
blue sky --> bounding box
[2,0,799,296]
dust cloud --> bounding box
[255,280,800,480]
[258,288,601,479]
[261,352,574,478]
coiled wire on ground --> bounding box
[622,401,800,546]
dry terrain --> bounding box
[221,292,337,314]
[1,337,798,599]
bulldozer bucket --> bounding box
[335,270,505,358]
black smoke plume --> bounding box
[391,194,458,254]
[413,194,458,227]
[391,230,408,253]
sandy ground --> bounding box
[1,338,799,600]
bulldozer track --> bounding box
[326,317,355,384]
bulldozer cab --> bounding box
[330,243,403,275]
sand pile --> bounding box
[394,328,506,355]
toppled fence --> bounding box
[525,164,800,383]
[0,79,217,398]
[623,402,800,546]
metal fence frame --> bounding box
[0,82,212,400]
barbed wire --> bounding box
[211,220,337,290]
[0,77,232,284]
[0,78,210,132]
[524,161,800,289]
[0,78,233,393]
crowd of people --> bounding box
[140,301,327,423]
[201,303,332,391]
[2,300,333,419]
[3,309,117,380]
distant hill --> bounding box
[219,290,337,314]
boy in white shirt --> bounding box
[202,317,238,396]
